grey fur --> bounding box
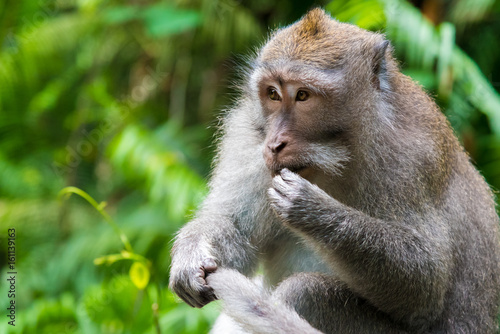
[169,9,500,334]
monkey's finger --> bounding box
[202,258,218,273]
[268,187,286,202]
[195,268,207,285]
[268,188,293,220]
[178,291,199,308]
[279,168,295,179]
[271,174,289,192]
[189,291,207,308]
[280,168,304,185]
[199,286,218,304]
[191,299,204,308]
[272,175,298,201]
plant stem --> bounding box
[58,186,134,252]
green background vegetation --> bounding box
[0,0,499,333]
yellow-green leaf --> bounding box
[129,262,150,290]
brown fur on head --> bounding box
[260,8,382,69]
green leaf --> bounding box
[328,0,385,30]
[449,0,495,25]
[436,22,455,97]
[141,5,201,38]
[402,69,436,90]
[129,261,150,290]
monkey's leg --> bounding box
[210,271,268,334]
[273,272,408,334]
[210,313,248,334]
[208,269,407,334]
[207,268,323,334]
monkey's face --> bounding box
[255,64,350,178]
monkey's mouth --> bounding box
[271,165,309,177]
[288,166,307,173]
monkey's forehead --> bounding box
[250,60,344,94]
[260,8,379,69]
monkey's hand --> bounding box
[169,252,218,308]
[268,168,338,230]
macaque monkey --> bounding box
[169,8,500,334]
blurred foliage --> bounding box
[0,0,499,333]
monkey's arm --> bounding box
[170,107,269,308]
[269,169,452,324]
[170,214,257,308]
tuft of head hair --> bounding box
[260,8,381,69]
[299,8,330,37]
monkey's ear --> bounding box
[372,40,390,91]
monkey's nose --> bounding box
[269,141,287,154]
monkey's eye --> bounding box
[296,90,309,101]
[267,88,281,101]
